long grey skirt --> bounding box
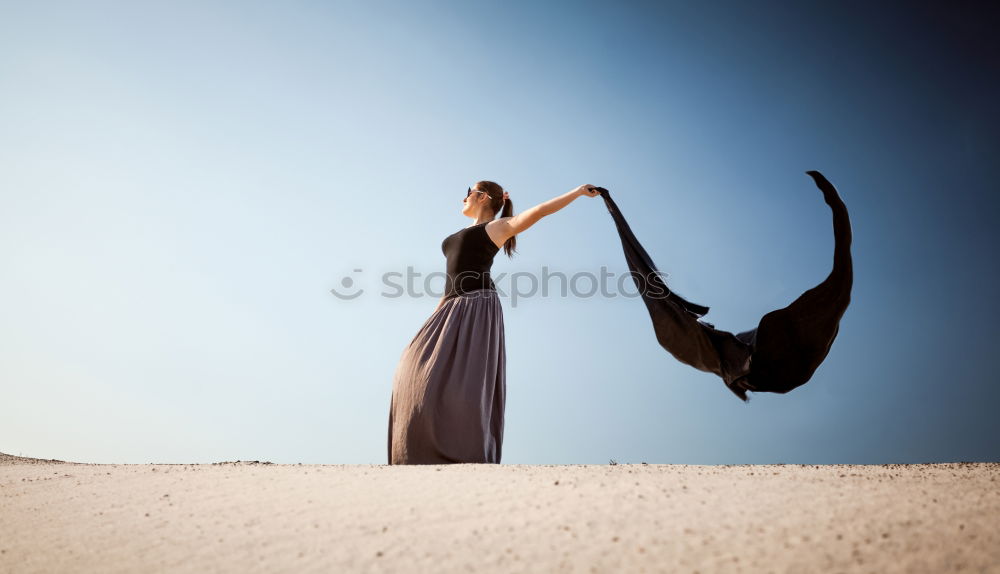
[387,288,506,465]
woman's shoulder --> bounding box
[483,219,510,250]
[484,217,513,232]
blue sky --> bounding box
[2,0,997,464]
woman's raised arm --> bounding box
[489,184,600,242]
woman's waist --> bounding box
[448,286,499,300]
[446,270,494,286]
[444,268,495,280]
[444,275,497,298]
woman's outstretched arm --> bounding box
[490,184,600,243]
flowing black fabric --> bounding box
[596,171,853,401]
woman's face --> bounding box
[462,187,490,216]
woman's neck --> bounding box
[470,213,493,226]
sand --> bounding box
[1,453,997,573]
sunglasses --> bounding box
[466,187,489,199]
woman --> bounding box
[388,181,602,464]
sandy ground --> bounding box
[1,453,997,573]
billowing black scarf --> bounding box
[596,171,853,401]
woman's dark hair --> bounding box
[474,180,517,258]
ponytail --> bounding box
[499,196,516,258]
[474,179,518,258]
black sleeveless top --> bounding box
[441,221,500,300]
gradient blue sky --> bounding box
[2,1,998,464]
